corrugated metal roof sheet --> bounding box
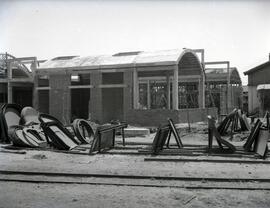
[205,67,241,83]
[205,68,230,74]
[39,49,185,69]
[134,49,182,65]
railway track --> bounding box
[2,169,270,182]
[1,170,270,190]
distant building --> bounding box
[205,65,242,115]
[244,54,270,116]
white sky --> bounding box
[1,0,270,85]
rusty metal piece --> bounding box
[208,115,236,153]
[89,123,127,153]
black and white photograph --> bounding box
[0,0,270,207]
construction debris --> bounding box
[244,119,262,151]
[208,115,236,153]
[243,113,270,158]
[0,103,127,153]
[0,103,268,160]
[90,123,127,153]
[151,118,183,154]
[0,103,23,143]
[72,119,94,144]
[217,109,250,136]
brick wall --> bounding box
[125,107,217,126]
[248,65,270,86]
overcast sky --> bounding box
[1,0,270,85]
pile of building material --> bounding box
[0,103,127,153]
[217,109,250,136]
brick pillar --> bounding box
[172,65,179,110]
[49,73,70,125]
[202,72,206,108]
[220,86,227,114]
[90,72,102,123]
[198,77,204,108]
[227,84,232,108]
[33,75,38,110]
[166,73,170,109]
[123,71,133,121]
[133,69,139,109]
[147,80,151,109]
[7,62,13,103]
[32,60,38,109]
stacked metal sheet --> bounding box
[217,109,250,136]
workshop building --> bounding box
[244,54,270,116]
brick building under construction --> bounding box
[0,49,242,126]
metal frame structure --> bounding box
[205,61,242,115]
[0,53,36,104]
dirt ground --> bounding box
[1,182,270,208]
[0,121,270,208]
